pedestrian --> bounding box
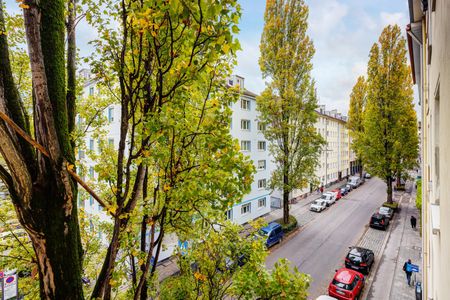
[411,215,417,229]
[403,259,413,286]
[320,186,324,194]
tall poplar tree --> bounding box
[258,0,323,224]
[363,25,418,203]
[348,76,367,179]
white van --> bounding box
[348,176,361,188]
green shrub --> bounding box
[274,215,298,233]
[382,201,399,211]
[416,179,422,211]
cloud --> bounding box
[380,12,407,27]
[309,0,349,36]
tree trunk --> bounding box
[359,160,364,179]
[386,175,393,203]
[66,0,77,142]
[283,172,289,224]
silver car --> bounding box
[379,206,394,219]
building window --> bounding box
[89,139,94,151]
[258,122,266,131]
[241,98,250,110]
[108,107,114,122]
[89,167,94,178]
[241,119,251,130]
[89,195,94,206]
[258,197,266,208]
[258,160,266,170]
[258,141,266,151]
[241,203,251,215]
[108,138,114,147]
[78,149,85,159]
[258,179,267,189]
[241,140,251,151]
[226,209,233,220]
[89,87,94,96]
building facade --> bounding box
[227,75,273,224]
[407,0,450,299]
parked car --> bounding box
[310,199,328,212]
[369,213,390,230]
[348,176,361,189]
[331,189,342,200]
[345,247,375,275]
[321,192,336,206]
[378,206,394,219]
[340,185,349,196]
[259,222,284,248]
[364,173,371,179]
[317,296,338,300]
[328,268,365,300]
[345,184,353,192]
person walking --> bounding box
[411,215,417,229]
[403,259,413,286]
[320,185,324,194]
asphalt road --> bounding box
[266,178,387,299]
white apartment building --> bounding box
[227,75,273,224]
[407,1,450,299]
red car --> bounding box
[328,268,364,300]
[332,189,342,200]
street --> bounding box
[266,178,387,299]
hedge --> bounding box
[274,215,298,233]
[382,201,399,211]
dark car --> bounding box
[370,213,389,230]
[345,247,374,275]
[340,185,350,195]
[328,268,365,300]
[259,222,284,248]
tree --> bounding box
[348,76,367,179]
[363,25,418,203]
[257,0,324,224]
[0,0,84,298]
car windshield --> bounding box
[379,207,389,213]
[259,228,269,236]
[332,279,352,290]
[348,253,362,262]
[313,200,322,205]
[321,194,331,200]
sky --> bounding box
[234,0,411,115]
[4,0,411,115]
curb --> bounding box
[362,194,406,299]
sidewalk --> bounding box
[367,184,422,299]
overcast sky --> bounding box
[4,0,411,115]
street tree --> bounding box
[0,0,84,298]
[257,0,324,224]
[348,76,367,179]
[363,24,418,203]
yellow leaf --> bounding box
[19,3,30,9]
[163,184,170,192]
[67,164,75,171]
[138,259,144,266]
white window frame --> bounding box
[241,203,251,215]
[258,179,267,189]
[241,119,251,131]
[241,140,251,151]
[257,122,266,131]
[258,197,266,208]
[258,141,266,151]
[241,98,250,110]
[108,107,114,122]
[258,160,266,170]
[226,209,233,220]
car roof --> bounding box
[379,206,391,211]
[372,213,384,218]
[334,268,359,284]
[264,222,281,230]
[349,247,371,256]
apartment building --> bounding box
[407,0,450,299]
[227,75,273,224]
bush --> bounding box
[382,201,399,212]
[416,179,422,211]
[274,215,298,233]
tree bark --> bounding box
[0,1,84,298]
[283,172,289,224]
[386,175,393,203]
